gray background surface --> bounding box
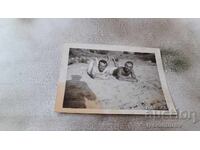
[0,19,200,130]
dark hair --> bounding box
[125,61,133,66]
[99,60,108,66]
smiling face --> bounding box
[124,61,133,73]
[98,60,108,72]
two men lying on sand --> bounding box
[87,56,138,82]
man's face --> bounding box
[98,61,107,72]
[124,62,133,72]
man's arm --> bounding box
[112,57,119,67]
[95,57,99,68]
[106,56,111,65]
[116,69,138,82]
[131,70,138,82]
[87,58,98,79]
[118,75,136,82]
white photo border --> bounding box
[55,43,177,115]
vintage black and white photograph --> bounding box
[55,44,176,115]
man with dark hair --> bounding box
[87,57,117,79]
[112,59,138,82]
[98,59,108,72]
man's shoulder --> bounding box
[117,66,124,71]
[112,66,124,77]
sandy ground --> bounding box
[0,19,200,130]
[66,56,166,110]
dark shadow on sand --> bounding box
[63,75,97,108]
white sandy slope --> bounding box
[66,57,166,110]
